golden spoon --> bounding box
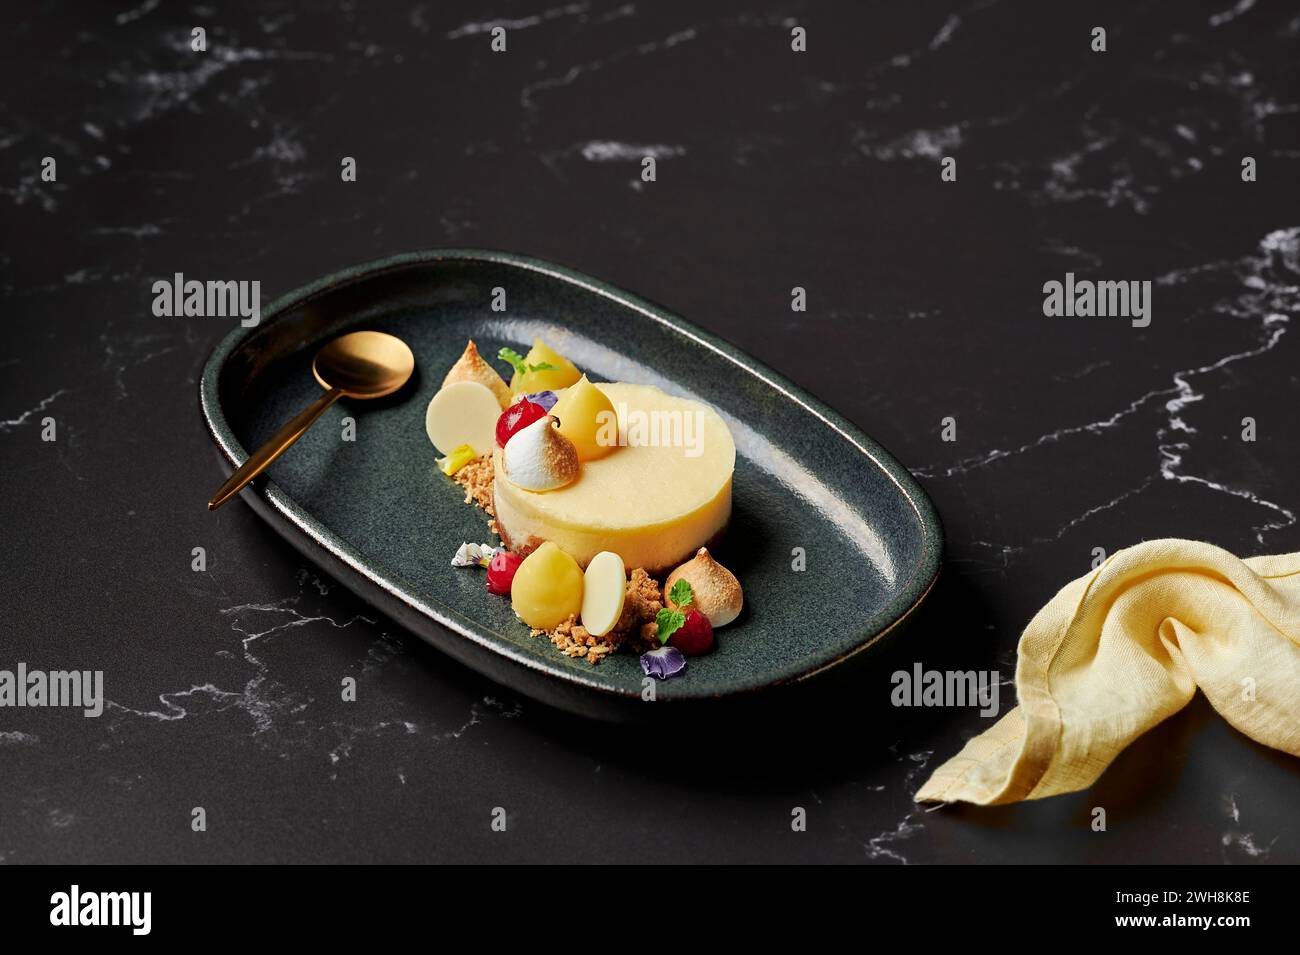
[208,330,415,510]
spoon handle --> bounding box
[208,387,344,510]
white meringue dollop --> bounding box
[501,414,580,491]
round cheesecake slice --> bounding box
[493,383,735,573]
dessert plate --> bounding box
[200,250,942,721]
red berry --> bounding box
[670,610,714,656]
[486,550,523,596]
[496,399,547,449]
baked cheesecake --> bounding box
[492,382,735,573]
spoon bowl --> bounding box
[313,330,415,398]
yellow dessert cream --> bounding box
[492,382,735,573]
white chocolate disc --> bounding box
[425,381,501,456]
[580,551,627,637]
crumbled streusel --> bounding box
[614,568,662,634]
[532,614,616,664]
[453,455,495,516]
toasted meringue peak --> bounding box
[501,414,579,491]
[443,339,510,409]
[665,547,743,627]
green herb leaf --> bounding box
[497,347,528,375]
[498,350,559,376]
[668,579,694,609]
[655,608,686,644]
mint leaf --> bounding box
[655,608,685,645]
[497,347,528,375]
[668,579,694,609]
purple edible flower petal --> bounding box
[524,390,559,411]
[640,645,687,680]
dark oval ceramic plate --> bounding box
[200,250,942,721]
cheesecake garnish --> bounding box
[436,443,478,476]
[664,547,744,628]
[655,579,695,643]
[452,454,496,517]
[500,339,583,396]
[425,380,503,457]
[641,645,687,679]
[501,414,580,491]
[522,390,559,411]
[579,551,627,637]
[443,339,511,408]
[511,541,583,630]
[498,346,557,376]
[668,578,694,607]
[551,375,617,461]
[450,541,499,568]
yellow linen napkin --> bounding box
[916,539,1300,805]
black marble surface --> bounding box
[2,1,1297,864]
